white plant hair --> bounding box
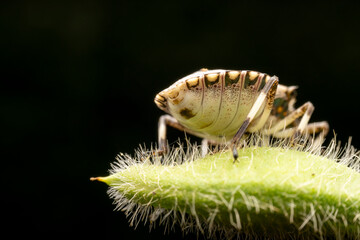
[103,134,360,239]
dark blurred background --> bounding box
[2,1,360,239]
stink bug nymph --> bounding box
[154,69,329,160]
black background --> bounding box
[2,1,360,239]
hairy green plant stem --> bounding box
[93,146,360,239]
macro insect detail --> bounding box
[154,69,329,160]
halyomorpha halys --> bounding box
[154,69,329,160]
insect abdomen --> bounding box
[158,69,270,141]
[199,71,242,136]
[221,71,269,137]
[197,70,269,139]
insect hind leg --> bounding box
[303,121,329,146]
[263,101,314,137]
[304,121,329,137]
[231,76,279,161]
[264,102,329,146]
[291,102,329,145]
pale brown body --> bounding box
[155,69,329,159]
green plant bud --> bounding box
[92,137,360,239]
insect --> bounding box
[154,69,329,160]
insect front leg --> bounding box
[157,114,188,154]
[231,76,279,161]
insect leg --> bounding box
[263,102,314,136]
[157,114,188,153]
[201,139,208,157]
[247,81,279,132]
[271,120,329,147]
[303,121,329,146]
[303,121,329,137]
[158,114,206,154]
[231,76,279,161]
[293,102,315,139]
[265,102,328,144]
